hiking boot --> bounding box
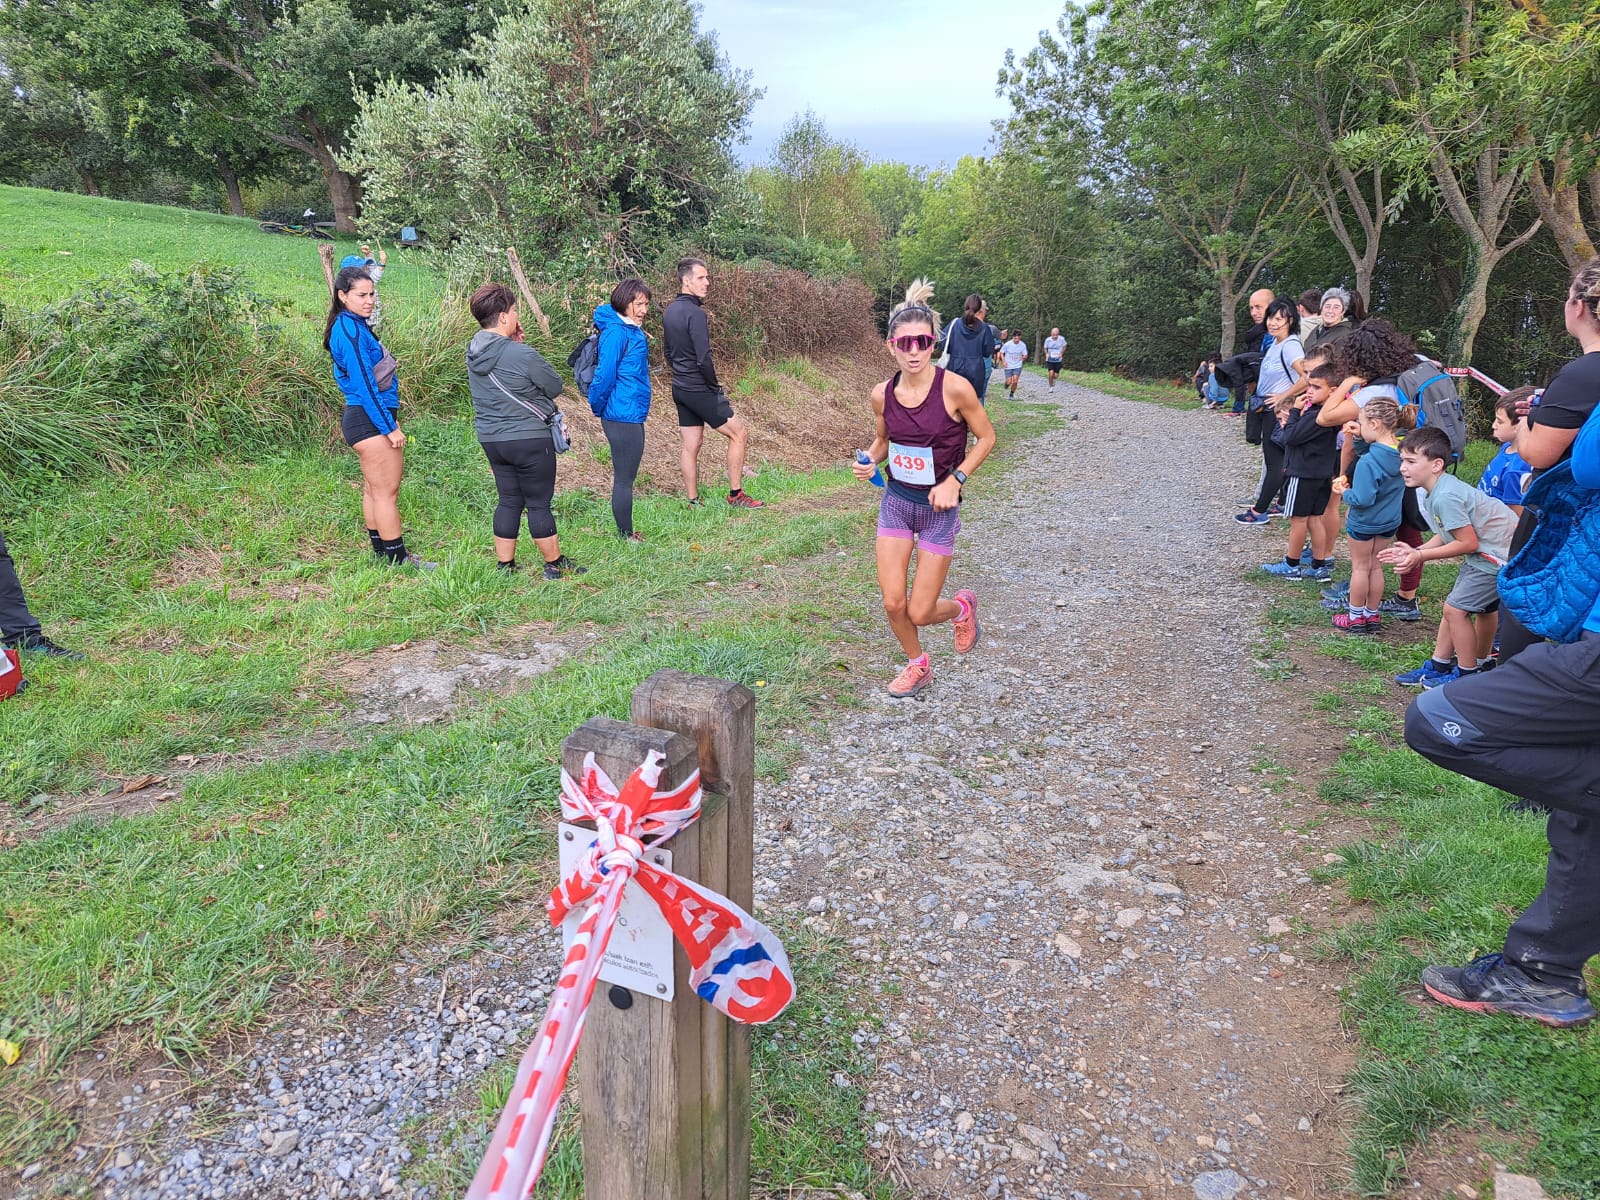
[2,631,85,661]
[542,555,588,580]
[952,589,980,654]
[1379,596,1422,621]
[1421,953,1595,1028]
[887,657,932,698]
[727,491,766,509]
[1233,510,1271,526]
[1261,561,1302,579]
[1395,659,1452,688]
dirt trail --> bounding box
[760,372,1361,1200]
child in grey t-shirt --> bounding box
[1380,427,1518,685]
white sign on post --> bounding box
[557,823,676,1001]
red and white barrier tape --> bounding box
[1442,365,1509,396]
[465,749,795,1200]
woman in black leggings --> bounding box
[465,283,584,579]
[589,279,654,540]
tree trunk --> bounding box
[78,169,101,196]
[304,117,361,233]
[216,153,246,217]
[1444,243,1494,366]
[1527,154,1597,270]
[1217,274,1238,358]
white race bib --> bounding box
[887,441,936,486]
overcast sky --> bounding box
[695,0,1068,168]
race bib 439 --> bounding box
[888,442,936,485]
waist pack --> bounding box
[488,372,570,454]
[1498,460,1600,643]
[0,647,23,701]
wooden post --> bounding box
[317,242,337,295]
[632,671,756,1200]
[505,247,554,341]
[564,674,755,1200]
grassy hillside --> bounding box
[0,184,445,327]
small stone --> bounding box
[1114,907,1144,929]
[1494,1172,1549,1200]
[1297,1117,1313,1132]
[1009,1140,1039,1164]
[266,1130,300,1157]
[115,1150,135,1169]
[1018,1123,1059,1155]
[20,1164,42,1181]
[1054,933,1082,958]
[1195,1134,1215,1149]
[1192,1169,1248,1200]
[805,895,826,913]
[1243,1113,1262,1127]
[1266,916,1293,936]
[955,1111,975,1134]
[1456,1185,1480,1199]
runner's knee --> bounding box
[882,591,909,620]
[1404,689,1479,765]
[906,597,941,626]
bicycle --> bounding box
[259,209,336,240]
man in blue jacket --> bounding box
[661,258,765,509]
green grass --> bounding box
[1045,367,1193,408]
[0,184,445,333]
[1252,481,1600,1196]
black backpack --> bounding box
[567,328,599,405]
[1379,359,1469,461]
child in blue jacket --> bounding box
[1330,396,1409,632]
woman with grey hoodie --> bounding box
[466,283,584,578]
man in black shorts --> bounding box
[662,258,764,508]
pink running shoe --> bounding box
[953,589,980,654]
[888,657,932,697]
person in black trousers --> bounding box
[0,530,82,660]
[465,283,584,580]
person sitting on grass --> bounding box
[1329,396,1410,633]
[1261,362,1341,581]
[1478,388,1534,518]
[1383,426,1518,689]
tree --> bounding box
[1,0,500,231]
[347,0,757,273]
[1003,0,1309,355]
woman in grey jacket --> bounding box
[466,284,584,578]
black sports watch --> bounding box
[952,469,969,485]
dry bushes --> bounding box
[671,261,878,360]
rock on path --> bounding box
[54,372,1358,1200]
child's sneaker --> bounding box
[1321,581,1350,602]
[1320,596,1346,612]
[1233,510,1271,526]
[887,657,933,697]
[1267,503,1284,516]
[1298,548,1315,567]
[1303,566,1333,583]
[1421,666,1462,689]
[1395,659,1452,687]
[1261,561,1302,578]
[1422,953,1595,1028]
[1331,612,1368,633]
[1379,596,1422,622]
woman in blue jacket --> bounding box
[324,266,429,567]
[589,279,653,541]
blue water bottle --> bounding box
[856,449,884,488]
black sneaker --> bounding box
[686,497,704,508]
[1378,596,1422,622]
[542,556,588,581]
[1421,953,1595,1028]
[3,632,85,661]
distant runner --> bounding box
[854,280,996,698]
[1043,327,1066,388]
[1000,332,1029,397]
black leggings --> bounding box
[1253,428,1287,513]
[602,419,645,536]
[481,438,557,540]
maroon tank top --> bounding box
[883,368,968,503]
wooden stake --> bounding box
[317,242,337,295]
[506,247,553,340]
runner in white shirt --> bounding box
[1000,334,1029,396]
[1042,328,1066,389]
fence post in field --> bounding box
[561,670,756,1200]
[317,242,336,295]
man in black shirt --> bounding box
[661,258,765,508]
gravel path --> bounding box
[55,372,1359,1200]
